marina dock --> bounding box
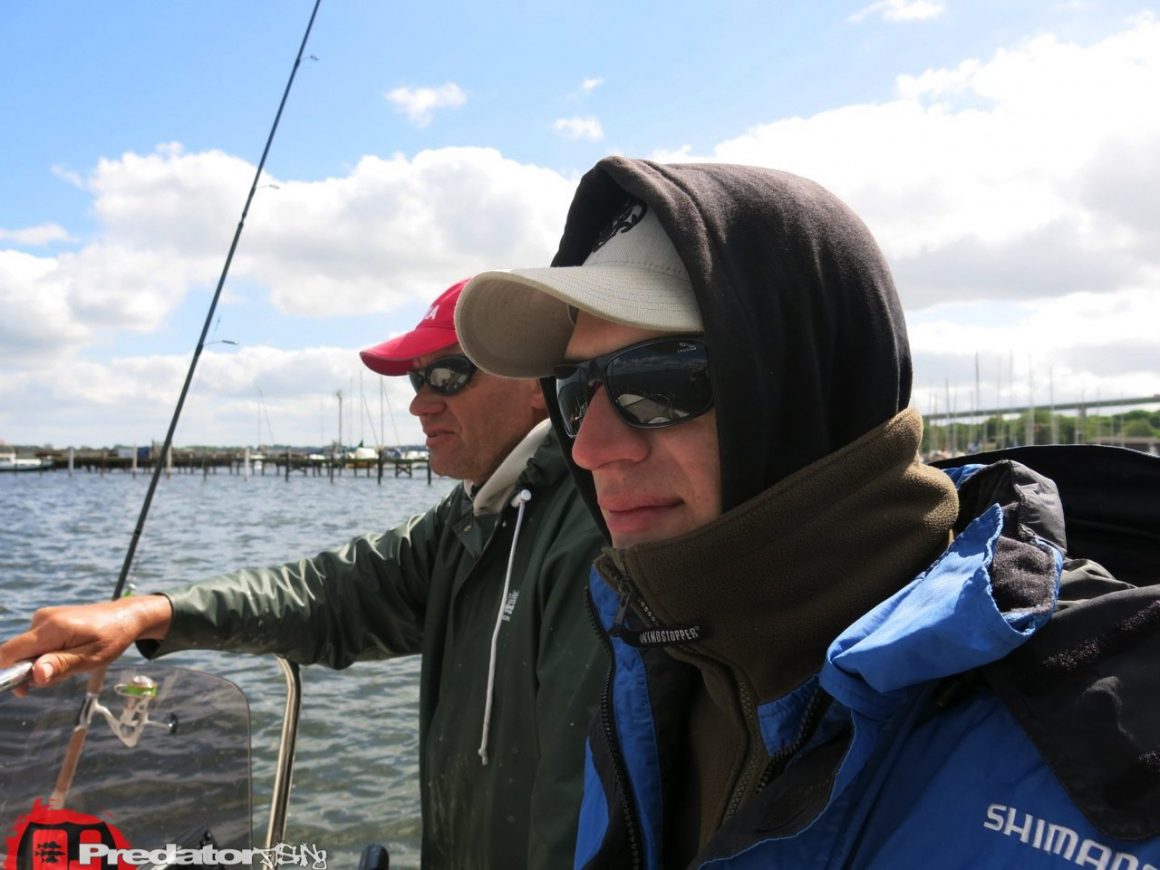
[6,447,434,484]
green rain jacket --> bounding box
[142,426,605,869]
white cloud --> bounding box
[581,77,604,93]
[0,144,248,363]
[648,17,1160,416]
[1,141,578,445]
[51,165,84,188]
[652,17,1160,312]
[849,0,945,23]
[552,116,605,141]
[0,343,429,448]
[0,224,72,245]
[0,250,88,363]
[0,143,576,364]
[241,147,576,315]
[385,83,467,126]
[908,286,1160,417]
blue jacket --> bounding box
[576,451,1160,868]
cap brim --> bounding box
[359,327,458,376]
[456,266,702,378]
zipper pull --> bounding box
[611,591,633,636]
[609,589,706,648]
[598,551,707,648]
[596,551,636,635]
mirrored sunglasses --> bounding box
[554,336,713,438]
[408,354,478,396]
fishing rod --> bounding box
[34,0,324,811]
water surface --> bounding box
[0,466,457,868]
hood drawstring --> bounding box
[478,487,532,766]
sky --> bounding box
[2,0,1158,450]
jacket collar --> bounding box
[466,419,553,516]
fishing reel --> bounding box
[87,675,178,749]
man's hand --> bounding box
[0,596,173,695]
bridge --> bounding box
[922,394,1160,423]
[922,394,1160,456]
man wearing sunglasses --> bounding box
[454,159,1160,867]
[1,279,606,869]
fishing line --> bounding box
[113,0,322,601]
[46,0,324,809]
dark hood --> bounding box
[540,157,911,534]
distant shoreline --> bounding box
[0,445,433,477]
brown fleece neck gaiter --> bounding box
[614,406,958,704]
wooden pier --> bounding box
[23,448,434,485]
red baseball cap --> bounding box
[359,278,470,376]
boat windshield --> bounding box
[0,663,251,858]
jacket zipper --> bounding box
[755,688,832,792]
[724,677,762,818]
[586,586,645,870]
[604,556,760,824]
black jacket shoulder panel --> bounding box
[939,446,1160,840]
[936,445,1160,586]
[985,574,1160,840]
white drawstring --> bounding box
[478,488,532,765]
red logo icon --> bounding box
[5,801,132,870]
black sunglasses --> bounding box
[409,354,478,396]
[554,336,713,438]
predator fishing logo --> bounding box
[5,801,132,869]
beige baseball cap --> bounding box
[455,205,703,377]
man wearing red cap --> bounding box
[1,279,606,868]
[360,278,547,486]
